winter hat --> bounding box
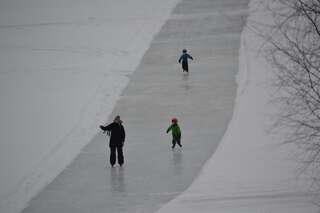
[171,118,178,123]
[114,115,121,122]
[182,49,187,53]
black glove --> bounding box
[100,125,106,132]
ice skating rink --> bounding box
[20,0,248,212]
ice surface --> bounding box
[18,0,246,212]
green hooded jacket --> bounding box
[166,124,181,137]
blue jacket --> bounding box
[178,53,193,63]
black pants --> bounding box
[172,135,182,148]
[182,61,188,72]
[109,146,124,166]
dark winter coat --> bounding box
[178,53,193,63]
[101,122,126,147]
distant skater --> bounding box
[100,115,126,167]
[166,118,182,149]
[178,49,193,73]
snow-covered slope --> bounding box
[0,1,180,212]
[154,0,318,212]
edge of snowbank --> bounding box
[154,0,317,212]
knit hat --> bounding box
[171,118,178,123]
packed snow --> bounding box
[0,0,180,212]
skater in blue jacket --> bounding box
[178,49,193,72]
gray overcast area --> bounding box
[21,0,248,212]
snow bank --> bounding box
[0,0,180,212]
[154,0,318,212]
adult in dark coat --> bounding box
[100,115,126,167]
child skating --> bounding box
[178,49,193,73]
[166,118,182,149]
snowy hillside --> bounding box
[0,0,180,212]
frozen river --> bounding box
[21,0,248,212]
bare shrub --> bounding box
[251,0,320,201]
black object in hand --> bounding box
[100,125,106,131]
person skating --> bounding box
[100,115,126,167]
[166,118,182,149]
[178,49,193,73]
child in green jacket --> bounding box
[166,118,182,149]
